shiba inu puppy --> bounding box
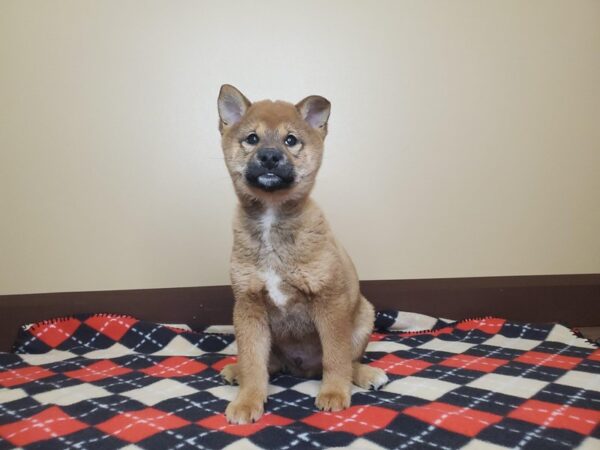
[218,85,388,424]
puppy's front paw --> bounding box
[225,396,265,424]
[315,388,351,412]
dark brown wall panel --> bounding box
[1,274,598,352]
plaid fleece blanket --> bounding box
[0,311,598,450]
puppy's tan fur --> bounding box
[217,85,387,424]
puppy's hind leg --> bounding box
[352,362,388,390]
[220,364,239,385]
[221,354,282,385]
[351,296,388,390]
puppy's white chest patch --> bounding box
[261,269,288,307]
[257,208,288,307]
[259,208,276,250]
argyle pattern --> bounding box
[0,312,598,449]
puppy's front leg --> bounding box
[226,297,270,424]
[314,303,353,411]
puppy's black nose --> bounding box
[256,148,284,170]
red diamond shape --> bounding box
[211,356,237,372]
[165,325,188,334]
[85,315,138,341]
[0,366,55,387]
[590,349,600,361]
[457,318,505,334]
[140,357,207,378]
[508,400,600,435]
[96,407,189,442]
[302,405,397,436]
[30,318,81,348]
[369,332,387,342]
[440,354,508,373]
[0,406,88,446]
[198,413,293,436]
[404,402,502,437]
[370,354,432,376]
[514,351,582,370]
[65,360,133,382]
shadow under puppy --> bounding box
[217,85,388,424]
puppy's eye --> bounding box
[284,134,298,146]
[245,133,259,145]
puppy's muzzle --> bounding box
[245,148,295,192]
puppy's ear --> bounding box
[296,95,331,131]
[218,84,251,129]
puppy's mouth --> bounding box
[245,164,295,192]
[257,173,285,189]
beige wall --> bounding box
[1,1,599,295]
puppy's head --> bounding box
[218,84,330,204]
